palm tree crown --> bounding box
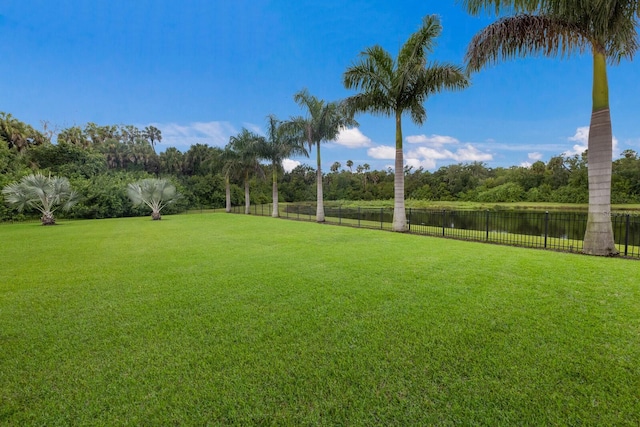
[343,14,469,231]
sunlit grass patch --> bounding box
[1,214,639,424]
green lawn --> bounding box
[1,214,639,425]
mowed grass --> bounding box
[1,214,639,425]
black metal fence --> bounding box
[227,204,640,258]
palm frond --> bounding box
[344,45,394,93]
[462,0,639,63]
[465,14,590,72]
[398,14,442,68]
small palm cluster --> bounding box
[127,178,181,220]
[1,173,79,225]
[2,174,181,224]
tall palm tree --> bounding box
[221,147,242,213]
[260,114,308,217]
[343,15,469,231]
[143,125,162,152]
[291,89,357,222]
[227,129,266,214]
[462,0,639,256]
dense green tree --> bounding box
[28,142,107,178]
[57,126,89,148]
[291,89,357,222]
[344,15,469,231]
[158,147,185,176]
[2,173,79,225]
[183,144,222,176]
[0,112,48,152]
[463,0,639,254]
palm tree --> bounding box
[346,160,353,172]
[343,15,469,231]
[462,0,639,256]
[2,173,79,225]
[291,89,357,222]
[0,113,30,153]
[127,178,181,220]
[221,147,241,213]
[58,126,89,148]
[260,115,308,217]
[159,147,185,176]
[227,129,266,214]
[143,125,162,152]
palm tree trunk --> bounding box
[583,51,617,256]
[393,112,407,232]
[316,142,325,222]
[41,211,55,226]
[272,165,279,218]
[225,174,231,213]
[244,172,250,215]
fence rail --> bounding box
[227,203,640,258]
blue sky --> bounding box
[2,1,639,172]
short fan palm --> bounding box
[2,173,79,225]
[127,178,180,220]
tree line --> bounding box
[3,112,640,222]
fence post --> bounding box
[297,205,300,220]
[358,207,361,228]
[442,210,446,236]
[485,210,489,241]
[408,208,412,232]
[339,206,342,225]
[625,214,630,256]
[544,211,549,249]
[380,208,383,229]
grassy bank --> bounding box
[1,214,639,424]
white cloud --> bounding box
[154,121,237,150]
[453,144,493,162]
[403,144,492,170]
[335,127,372,148]
[405,157,437,170]
[520,161,532,168]
[528,152,543,161]
[408,146,452,160]
[564,126,619,158]
[282,159,301,173]
[406,134,460,145]
[367,145,396,159]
